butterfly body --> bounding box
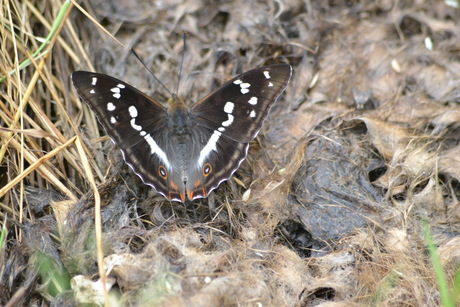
[72,64,291,202]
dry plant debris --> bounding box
[0,0,459,306]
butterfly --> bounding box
[72,64,291,202]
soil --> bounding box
[1,0,459,306]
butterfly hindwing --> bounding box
[184,126,250,201]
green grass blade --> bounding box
[423,221,454,307]
[0,0,72,83]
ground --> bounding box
[0,0,459,306]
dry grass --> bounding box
[1,0,459,306]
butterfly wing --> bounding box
[191,64,292,142]
[184,126,250,201]
[71,71,186,202]
[185,64,292,200]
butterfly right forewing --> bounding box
[191,64,292,142]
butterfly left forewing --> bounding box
[72,71,187,202]
[72,71,168,148]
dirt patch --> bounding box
[0,0,459,306]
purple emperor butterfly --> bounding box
[72,64,291,202]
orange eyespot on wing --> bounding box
[202,163,212,177]
[158,165,168,179]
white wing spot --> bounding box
[224,101,234,114]
[268,82,274,87]
[91,77,97,85]
[248,97,258,105]
[111,87,122,99]
[222,114,234,127]
[240,82,250,94]
[90,89,95,94]
[198,131,221,167]
[130,118,142,131]
[117,83,126,89]
[263,71,271,79]
[143,133,170,169]
[233,79,242,85]
[218,127,226,132]
[110,116,117,124]
[107,102,116,111]
[140,131,146,136]
[249,110,256,118]
[128,106,138,118]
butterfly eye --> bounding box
[158,165,168,179]
[202,163,212,177]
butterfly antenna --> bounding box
[176,33,187,96]
[130,48,174,98]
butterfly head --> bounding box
[167,94,187,108]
